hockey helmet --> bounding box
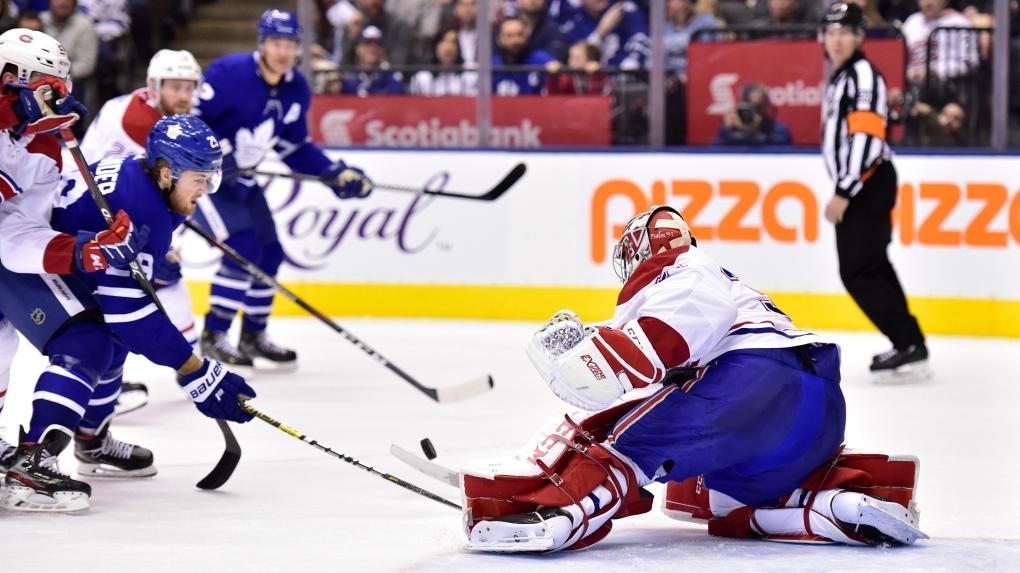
[145,115,223,193]
[0,28,71,91]
[612,205,694,282]
[147,49,202,86]
[258,9,302,42]
[821,2,866,32]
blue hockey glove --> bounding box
[153,251,182,288]
[4,78,88,136]
[321,161,373,199]
[178,359,256,423]
[74,209,149,273]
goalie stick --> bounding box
[242,402,461,510]
[248,162,526,201]
[185,220,494,403]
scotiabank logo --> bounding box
[319,111,543,147]
[591,179,1020,262]
[706,73,823,115]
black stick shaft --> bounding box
[242,403,461,510]
[184,220,442,401]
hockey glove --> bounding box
[536,310,589,356]
[322,161,373,199]
[4,78,87,136]
[153,251,183,288]
[74,210,150,273]
[178,359,256,423]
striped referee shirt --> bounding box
[822,53,891,199]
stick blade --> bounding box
[434,374,494,403]
[481,163,527,200]
[390,444,460,487]
[196,420,241,490]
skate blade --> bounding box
[1,485,90,513]
[856,498,929,545]
[872,361,933,385]
[76,462,158,479]
[113,390,149,417]
[251,356,298,373]
[465,521,558,553]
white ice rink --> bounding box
[2,318,1018,572]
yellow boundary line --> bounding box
[184,281,1020,338]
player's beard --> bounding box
[161,97,192,116]
[165,183,197,216]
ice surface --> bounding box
[1,319,1017,572]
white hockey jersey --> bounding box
[76,88,162,168]
[609,245,822,372]
[0,133,75,274]
[901,10,977,79]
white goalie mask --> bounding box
[0,28,71,90]
[147,49,202,88]
[612,206,694,282]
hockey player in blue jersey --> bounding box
[559,0,651,69]
[193,8,373,369]
[0,115,255,512]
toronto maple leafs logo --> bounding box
[166,124,184,140]
[233,119,279,170]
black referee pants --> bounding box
[835,161,925,350]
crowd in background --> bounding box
[0,0,1014,147]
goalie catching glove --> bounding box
[526,309,668,411]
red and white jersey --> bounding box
[609,245,822,370]
[901,10,977,79]
[0,133,76,274]
[77,88,162,166]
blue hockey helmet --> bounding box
[258,9,301,42]
[145,114,223,193]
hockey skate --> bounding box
[466,508,575,553]
[74,426,156,478]
[870,345,932,384]
[113,381,149,416]
[2,432,91,512]
[239,328,297,371]
[828,491,929,546]
[201,329,253,368]
[0,434,16,476]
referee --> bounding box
[820,2,929,382]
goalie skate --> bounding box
[830,492,929,546]
[466,508,573,553]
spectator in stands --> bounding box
[17,10,44,31]
[409,25,478,95]
[901,0,976,85]
[714,81,792,145]
[913,100,968,146]
[545,40,611,94]
[846,0,890,33]
[340,25,404,95]
[78,0,130,105]
[449,0,478,64]
[1,1,17,33]
[355,0,416,65]
[388,0,444,64]
[750,0,819,27]
[42,0,98,117]
[560,0,651,69]
[492,16,555,95]
[324,0,364,63]
[665,0,723,80]
[515,0,568,61]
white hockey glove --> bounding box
[526,310,632,411]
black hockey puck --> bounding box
[420,438,437,460]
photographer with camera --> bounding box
[713,82,792,145]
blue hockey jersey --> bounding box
[50,156,194,370]
[559,1,651,69]
[195,52,332,178]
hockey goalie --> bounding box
[461,206,928,552]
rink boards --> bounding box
[177,149,1020,337]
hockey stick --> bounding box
[40,88,244,490]
[184,219,494,403]
[390,443,459,488]
[241,402,461,510]
[248,162,526,201]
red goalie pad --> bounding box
[462,400,654,540]
[662,449,921,533]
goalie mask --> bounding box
[612,206,693,282]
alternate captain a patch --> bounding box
[0,168,24,205]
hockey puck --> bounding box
[420,438,437,460]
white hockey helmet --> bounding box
[147,49,202,86]
[0,28,71,89]
[612,205,694,282]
